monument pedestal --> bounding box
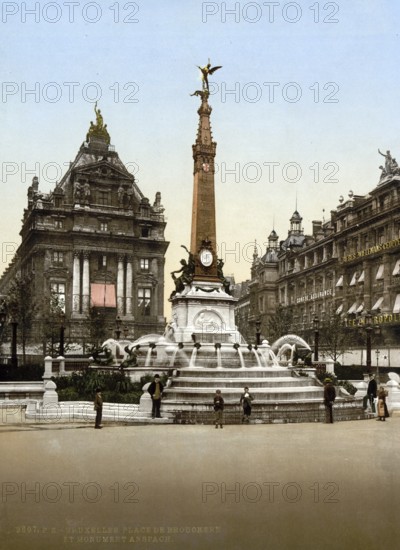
[171,281,241,344]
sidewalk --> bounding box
[1,418,399,550]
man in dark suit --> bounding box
[323,378,336,423]
[148,374,164,418]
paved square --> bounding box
[1,417,399,549]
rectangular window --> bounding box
[138,288,151,316]
[91,283,116,308]
[54,219,63,229]
[140,259,149,271]
[100,222,108,232]
[98,191,109,206]
[50,282,66,312]
[141,227,150,238]
[98,255,107,269]
[53,251,63,265]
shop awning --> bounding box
[356,303,364,313]
[349,273,357,286]
[336,304,344,314]
[393,294,400,314]
[91,283,116,308]
[358,270,365,283]
[375,265,384,280]
[348,302,358,314]
[393,260,400,276]
[335,275,343,288]
[371,297,384,311]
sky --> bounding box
[1,0,400,317]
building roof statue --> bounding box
[86,102,111,145]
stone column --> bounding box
[117,255,125,315]
[82,252,90,314]
[43,356,53,380]
[362,260,371,311]
[58,356,66,376]
[126,256,133,316]
[151,259,159,315]
[72,252,81,314]
[382,253,391,311]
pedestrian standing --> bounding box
[213,389,224,429]
[94,387,103,429]
[148,374,164,418]
[323,378,336,424]
[377,386,389,421]
[240,387,254,423]
[367,374,377,412]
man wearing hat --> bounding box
[323,378,336,423]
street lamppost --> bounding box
[365,311,372,373]
[115,315,122,341]
[59,312,65,357]
[375,349,380,384]
[313,315,319,362]
[255,319,261,346]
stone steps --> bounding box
[163,387,324,403]
[164,363,325,404]
[175,367,290,378]
[171,376,315,388]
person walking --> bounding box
[213,389,224,429]
[323,378,336,424]
[377,386,389,421]
[240,387,254,423]
[94,387,103,429]
[148,374,164,418]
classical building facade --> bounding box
[235,157,400,366]
[0,109,169,350]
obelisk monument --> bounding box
[169,62,240,344]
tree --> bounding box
[267,304,293,342]
[88,307,108,352]
[42,289,65,356]
[5,275,37,365]
[319,313,352,363]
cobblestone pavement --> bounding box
[0,417,399,550]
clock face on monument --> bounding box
[199,249,213,267]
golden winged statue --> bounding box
[198,59,222,91]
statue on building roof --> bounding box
[378,149,393,175]
[86,103,111,145]
[94,102,104,128]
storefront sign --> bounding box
[346,313,400,326]
[296,289,334,304]
[342,238,400,263]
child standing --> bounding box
[213,389,224,429]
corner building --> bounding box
[236,164,400,366]
[0,114,169,347]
